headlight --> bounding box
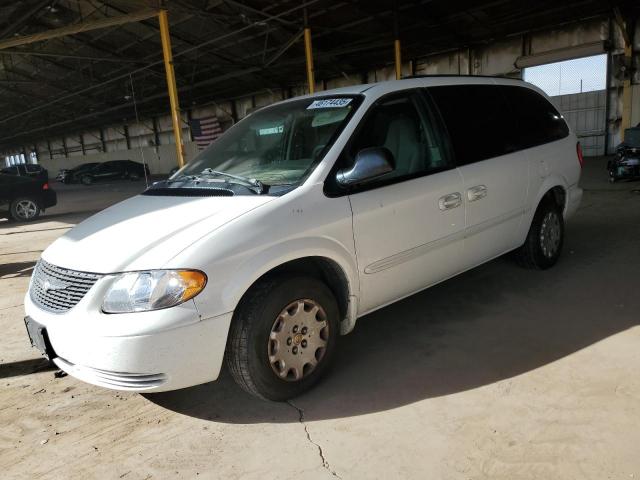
[102,270,207,314]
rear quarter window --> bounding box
[501,86,569,149]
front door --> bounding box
[342,90,466,314]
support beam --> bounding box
[79,134,86,155]
[152,117,160,147]
[394,11,402,80]
[158,10,185,168]
[394,39,402,80]
[0,49,146,64]
[0,0,50,39]
[0,9,160,51]
[187,110,194,141]
[303,10,315,94]
[614,9,635,138]
[99,129,107,153]
[123,125,131,150]
[621,43,633,137]
[231,100,238,123]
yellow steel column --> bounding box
[394,38,402,80]
[303,28,315,93]
[393,10,401,80]
[303,10,315,94]
[158,9,185,168]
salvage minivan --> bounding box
[24,76,582,400]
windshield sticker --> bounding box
[307,98,352,109]
[258,125,284,136]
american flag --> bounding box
[190,115,223,150]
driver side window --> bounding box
[345,91,449,184]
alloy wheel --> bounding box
[15,200,38,220]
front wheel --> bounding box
[515,199,564,270]
[226,276,339,401]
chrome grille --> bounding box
[30,260,101,313]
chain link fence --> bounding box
[524,54,607,156]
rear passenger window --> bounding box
[428,85,519,166]
[502,86,569,148]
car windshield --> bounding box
[177,96,361,188]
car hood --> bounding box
[42,194,275,273]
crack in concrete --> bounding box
[287,400,341,479]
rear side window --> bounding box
[428,85,519,166]
[501,86,569,148]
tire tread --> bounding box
[225,277,279,400]
[515,198,563,270]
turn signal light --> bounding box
[42,182,49,190]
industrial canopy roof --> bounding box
[0,0,637,151]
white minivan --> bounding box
[24,76,582,400]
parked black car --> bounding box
[1,164,48,181]
[0,173,57,221]
[56,162,100,183]
[77,160,150,185]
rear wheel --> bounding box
[515,199,564,270]
[10,197,40,221]
[226,276,339,401]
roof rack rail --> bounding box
[401,74,523,81]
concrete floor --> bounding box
[1,162,640,479]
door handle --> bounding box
[439,192,462,211]
[467,185,487,202]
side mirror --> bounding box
[336,147,395,187]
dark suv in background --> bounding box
[57,162,100,183]
[76,160,150,185]
[0,173,56,221]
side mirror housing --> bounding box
[336,147,395,187]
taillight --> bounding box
[576,142,584,168]
[42,182,49,190]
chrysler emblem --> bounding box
[40,278,70,293]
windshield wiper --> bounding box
[199,168,266,194]
[167,170,267,194]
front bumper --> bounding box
[24,291,233,393]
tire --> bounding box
[10,197,41,221]
[226,276,340,401]
[515,199,564,270]
[81,175,93,185]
